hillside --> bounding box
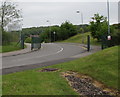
[61,32,100,45]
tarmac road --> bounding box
[2,43,87,74]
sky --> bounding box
[1,0,119,28]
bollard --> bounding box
[87,35,90,51]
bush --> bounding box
[2,32,11,45]
[111,29,120,45]
[59,21,77,40]
[25,37,31,43]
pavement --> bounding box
[1,43,101,75]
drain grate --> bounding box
[40,68,59,72]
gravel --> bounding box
[65,75,114,97]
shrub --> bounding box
[25,37,31,43]
[111,29,120,45]
[2,32,11,45]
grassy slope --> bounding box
[50,46,118,89]
[2,46,118,95]
[61,32,100,45]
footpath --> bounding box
[2,43,32,57]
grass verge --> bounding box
[2,46,118,95]
[0,42,26,53]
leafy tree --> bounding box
[89,13,108,41]
[0,0,22,45]
[0,1,22,33]
[78,28,84,33]
[50,26,60,42]
[40,29,49,43]
[59,21,77,40]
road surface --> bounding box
[2,43,87,74]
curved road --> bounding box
[2,43,86,74]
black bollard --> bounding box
[87,35,90,51]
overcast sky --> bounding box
[5,0,119,28]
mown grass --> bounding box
[50,46,118,89]
[3,71,78,95]
[61,32,100,45]
[0,42,25,53]
[2,46,118,95]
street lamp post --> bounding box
[76,10,83,25]
[46,20,51,42]
[107,0,111,47]
[107,0,110,35]
[76,10,84,43]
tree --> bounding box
[0,0,22,33]
[59,21,77,40]
[0,0,22,45]
[89,13,107,41]
[79,27,84,33]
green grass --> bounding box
[3,71,78,95]
[50,46,118,89]
[61,32,100,45]
[0,42,25,53]
[2,46,118,95]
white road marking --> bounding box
[11,43,64,62]
[56,45,64,54]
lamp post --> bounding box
[76,10,84,43]
[46,20,51,42]
[107,0,111,47]
[107,0,110,35]
[53,31,56,42]
[76,10,83,25]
